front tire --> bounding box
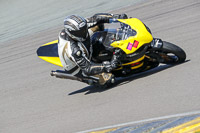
[159,41,186,64]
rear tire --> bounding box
[160,41,186,64]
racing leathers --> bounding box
[58,13,127,85]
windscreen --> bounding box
[103,21,137,44]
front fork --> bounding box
[147,38,166,63]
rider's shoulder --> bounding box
[59,29,73,42]
[59,29,80,49]
[59,29,66,39]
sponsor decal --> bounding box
[127,40,139,50]
[133,40,139,48]
[127,42,133,50]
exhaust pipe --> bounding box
[50,71,82,82]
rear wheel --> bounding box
[159,41,186,64]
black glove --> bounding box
[103,61,113,73]
[94,13,128,23]
[110,54,121,69]
[89,13,127,24]
[94,15,110,24]
[113,14,128,19]
[103,54,121,73]
[110,58,120,69]
[91,13,113,24]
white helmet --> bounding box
[64,15,88,41]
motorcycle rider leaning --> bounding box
[58,13,128,85]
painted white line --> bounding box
[78,110,200,133]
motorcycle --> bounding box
[37,18,186,87]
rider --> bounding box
[58,13,128,85]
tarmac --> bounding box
[0,0,200,132]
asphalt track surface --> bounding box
[0,0,200,133]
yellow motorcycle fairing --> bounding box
[110,18,153,55]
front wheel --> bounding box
[159,41,186,64]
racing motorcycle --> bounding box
[37,18,186,87]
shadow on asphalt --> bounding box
[68,60,189,95]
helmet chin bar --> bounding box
[70,31,88,42]
[71,35,86,42]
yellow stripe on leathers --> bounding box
[162,117,200,133]
[38,56,63,67]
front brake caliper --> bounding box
[151,38,163,49]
